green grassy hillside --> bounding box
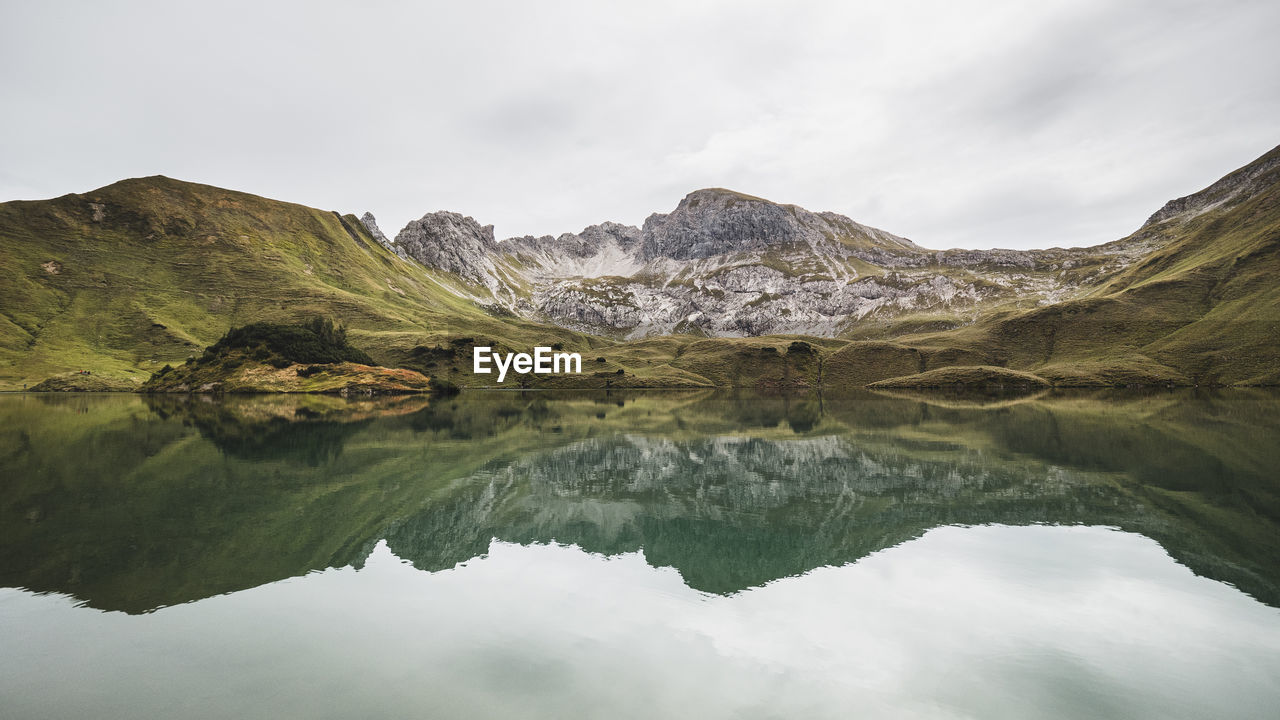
[893,145,1280,386]
[0,176,601,389]
[2,146,1278,390]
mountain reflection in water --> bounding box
[1,388,1278,613]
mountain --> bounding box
[1,143,1277,389]
[0,176,598,388]
[3,390,1278,611]
[905,144,1280,386]
[376,187,1157,339]
[370,144,1280,386]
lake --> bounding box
[2,389,1278,719]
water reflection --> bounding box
[4,529,1278,720]
[145,394,431,464]
[1,389,1278,613]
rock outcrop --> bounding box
[639,188,920,262]
[394,211,503,290]
[1144,144,1280,226]
[501,222,644,279]
[386,187,1164,338]
[359,212,406,259]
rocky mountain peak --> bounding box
[640,188,801,260]
[680,187,776,208]
[1144,143,1280,227]
[394,211,499,288]
[638,188,921,262]
[359,212,406,258]
[359,212,389,244]
[501,221,642,259]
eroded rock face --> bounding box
[386,188,1155,338]
[394,211,501,289]
[1144,147,1280,226]
[639,189,921,263]
[501,222,644,279]
[359,212,407,259]
[532,268,999,338]
[641,190,801,260]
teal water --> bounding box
[2,389,1279,718]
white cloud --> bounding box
[1,0,1277,249]
[6,527,1280,718]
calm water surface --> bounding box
[2,389,1279,719]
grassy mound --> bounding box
[1036,358,1189,387]
[867,365,1051,390]
[143,319,430,394]
[29,373,140,392]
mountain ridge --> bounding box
[1,143,1277,389]
[368,182,1171,338]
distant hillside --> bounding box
[897,145,1280,386]
[0,176,599,388]
[1,144,1277,389]
[375,185,1156,339]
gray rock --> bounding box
[384,188,1157,338]
[639,188,921,262]
[1144,149,1280,226]
[359,212,407,259]
[394,211,501,290]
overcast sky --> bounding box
[2,1,1278,250]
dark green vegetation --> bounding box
[1,389,1277,612]
[200,317,373,368]
[138,318,433,394]
[1,144,1277,390]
